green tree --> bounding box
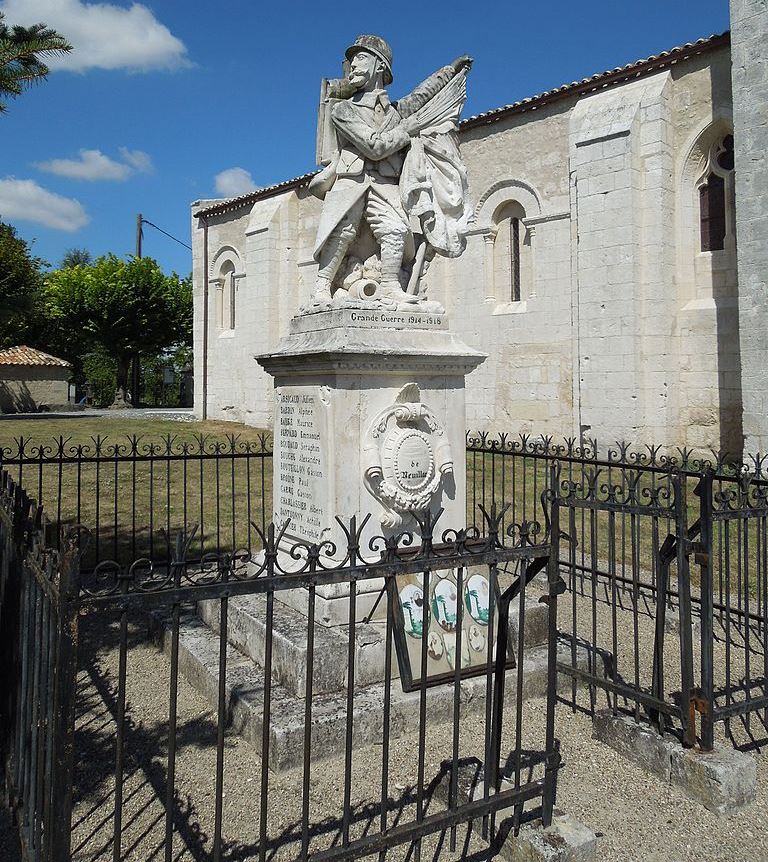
[44,255,192,407]
[0,221,45,348]
[0,12,72,113]
[60,247,92,268]
[82,350,117,407]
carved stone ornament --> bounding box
[362,383,453,528]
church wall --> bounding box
[452,98,574,437]
[672,48,740,453]
[193,43,745,452]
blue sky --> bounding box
[1,0,730,276]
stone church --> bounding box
[191,4,767,457]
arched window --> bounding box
[493,201,530,303]
[218,260,236,330]
[698,134,735,252]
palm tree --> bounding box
[433,593,456,630]
[401,601,423,637]
[0,12,72,113]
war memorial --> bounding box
[1,4,768,860]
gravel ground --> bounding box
[5,582,767,862]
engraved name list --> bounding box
[276,390,326,541]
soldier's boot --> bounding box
[314,220,358,303]
[380,233,418,304]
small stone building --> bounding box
[0,346,72,413]
[191,22,767,456]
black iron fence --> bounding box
[0,475,80,862]
[0,454,561,861]
[467,432,768,749]
[4,426,768,858]
[0,434,273,572]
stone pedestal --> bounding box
[256,306,486,625]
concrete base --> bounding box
[663,613,701,638]
[432,761,597,861]
[593,711,756,814]
[499,813,597,862]
[154,610,591,773]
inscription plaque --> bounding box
[276,389,327,542]
[393,430,434,492]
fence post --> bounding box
[0,499,21,797]
[697,470,715,751]
[542,468,563,828]
[674,472,697,747]
[48,532,81,862]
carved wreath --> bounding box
[362,383,453,529]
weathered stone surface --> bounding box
[290,306,449,334]
[731,0,768,456]
[499,812,598,862]
[669,744,757,814]
[198,593,393,695]
[593,712,757,814]
[307,37,472,309]
[663,613,701,638]
[257,320,485,627]
[432,758,489,806]
[433,764,598,861]
[592,711,675,781]
[155,612,596,773]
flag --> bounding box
[400,70,473,258]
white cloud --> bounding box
[34,148,154,181]
[0,0,190,72]
[118,147,153,174]
[0,178,89,232]
[215,167,258,198]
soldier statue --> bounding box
[308,35,473,309]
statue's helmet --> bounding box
[345,35,393,85]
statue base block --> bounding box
[256,309,486,626]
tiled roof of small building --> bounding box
[194,31,730,220]
[0,346,71,368]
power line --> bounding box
[139,217,192,251]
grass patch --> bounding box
[0,416,270,450]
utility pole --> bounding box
[131,214,143,407]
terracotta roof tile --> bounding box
[0,346,71,368]
[460,32,729,130]
[193,31,729,220]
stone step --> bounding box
[154,610,592,774]
[199,589,550,698]
[198,594,388,696]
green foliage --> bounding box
[0,12,72,113]
[43,254,192,403]
[140,344,193,407]
[0,221,45,348]
[82,351,116,408]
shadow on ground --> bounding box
[0,791,21,862]
[70,613,506,862]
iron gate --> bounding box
[2,484,561,861]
